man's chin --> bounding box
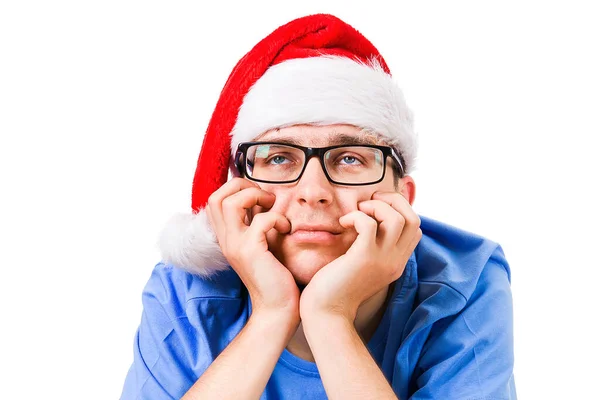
[291,270,313,289]
[288,265,319,289]
[273,246,347,288]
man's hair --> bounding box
[392,164,402,191]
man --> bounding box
[121,14,516,400]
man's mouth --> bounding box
[290,230,338,243]
[290,223,343,235]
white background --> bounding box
[1,1,598,398]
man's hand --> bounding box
[182,179,300,400]
[206,178,300,320]
[299,191,422,323]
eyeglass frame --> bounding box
[234,141,406,186]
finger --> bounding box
[248,204,268,225]
[371,191,410,214]
[210,177,260,202]
[358,200,404,247]
[371,192,421,245]
[247,212,291,242]
[207,178,260,238]
[222,187,277,230]
[339,210,378,250]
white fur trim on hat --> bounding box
[230,56,417,173]
[158,209,229,277]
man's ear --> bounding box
[398,175,416,206]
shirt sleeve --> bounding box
[120,265,206,400]
[410,248,517,400]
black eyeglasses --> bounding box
[234,142,405,186]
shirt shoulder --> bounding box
[142,262,248,330]
[416,214,511,302]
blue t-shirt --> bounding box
[264,310,391,399]
[121,215,517,399]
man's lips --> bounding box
[288,224,342,244]
[290,223,343,235]
[289,230,339,244]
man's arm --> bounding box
[296,192,419,400]
[302,313,398,400]
[120,263,299,400]
[180,179,302,398]
[182,311,298,400]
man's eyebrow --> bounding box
[260,136,304,146]
[327,133,378,145]
[257,132,379,146]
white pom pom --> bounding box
[158,209,230,277]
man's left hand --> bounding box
[299,191,422,323]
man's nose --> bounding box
[295,157,334,206]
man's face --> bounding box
[248,124,415,287]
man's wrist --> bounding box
[300,300,358,326]
[250,308,300,336]
[301,310,356,337]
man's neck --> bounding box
[285,283,394,363]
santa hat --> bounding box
[158,13,417,277]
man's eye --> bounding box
[338,155,362,165]
[267,155,290,165]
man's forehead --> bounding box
[255,125,381,146]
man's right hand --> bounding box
[206,178,300,321]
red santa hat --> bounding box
[158,13,417,276]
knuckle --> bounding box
[374,191,392,199]
[382,263,397,280]
[350,210,363,218]
[228,177,245,188]
[251,212,268,224]
[244,187,261,201]
[252,212,276,228]
[221,196,235,211]
[392,266,404,281]
[365,216,378,230]
[395,213,406,227]
[358,209,370,217]
[406,214,420,227]
[371,199,386,210]
[207,192,219,208]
